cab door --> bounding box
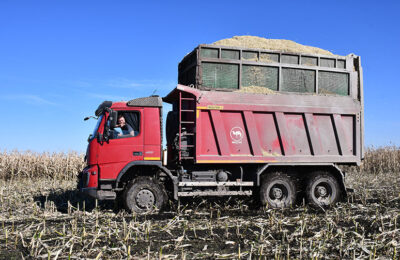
[97,109,144,180]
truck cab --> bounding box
[79,96,167,205]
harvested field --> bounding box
[212,36,335,56]
[0,147,399,258]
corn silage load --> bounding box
[238,86,279,94]
[212,35,334,56]
[211,36,334,95]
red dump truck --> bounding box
[78,44,364,213]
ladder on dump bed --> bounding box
[178,91,196,161]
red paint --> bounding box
[164,85,360,163]
[85,105,162,182]
[272,138,281,151]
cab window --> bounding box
[109,111,140,139]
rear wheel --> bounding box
[123,176,167,213]
[260,172,297,208]
[306,172,340,208]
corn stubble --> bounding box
[0,147,399,259]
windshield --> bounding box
[90,115,103,140]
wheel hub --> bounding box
[316,185,328,197]
[272,187,283,199]
[136,189,155,209]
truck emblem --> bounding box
[230,127,244,144]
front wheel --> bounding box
[123,176,167,213]
[260,172,297,208]
[306,172,340,208]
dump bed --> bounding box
[168,44,364,166]
[165,82,363,166]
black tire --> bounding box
[123,176,167,213]
[259,172,297,208]
[306,171,340,208]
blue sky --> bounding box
[0,0,399,152]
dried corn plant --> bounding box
[1,146,399,180]
[0,150,85,180]
[361,146,400,174]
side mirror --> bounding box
[109,111,118,129]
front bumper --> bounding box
[77,168,116,200]
[79,187,116,200]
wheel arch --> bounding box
[116,161,177,189]
[324,164,347,198]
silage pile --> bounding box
[212,36,333,95]
[212,35,334,56]
[237,86,279,94]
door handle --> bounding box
[133,151,142,156]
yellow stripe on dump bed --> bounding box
[207,105,223,110]
[197,160,277,163]
[196,105,224,110]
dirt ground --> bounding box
[0,169,399,259]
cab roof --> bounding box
[95,96,162,115]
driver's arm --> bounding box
[126,124,135,136]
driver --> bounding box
[116,115,135,137]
